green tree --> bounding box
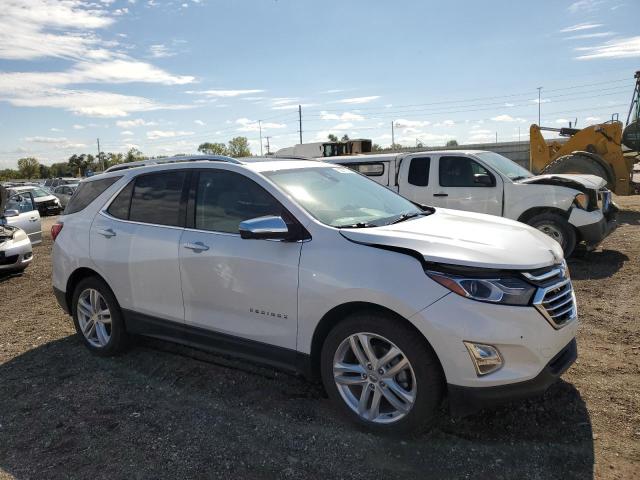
[198,142,228,156]
[371,143,383,152]
[125,148,145,163]
[106,152,124,168]
[390,143,404,151]
[446,139,458,147]
[340,134,350,142]
[227,137,251,158]
[17,157,40,179]
[49,162,72,177]
[0,169,20,181]
[327,134,338,142]
[39,164,51,179]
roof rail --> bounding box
[104,155,242,173]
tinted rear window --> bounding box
[65,177,121,214]
[106,181,134,220]
[129,171,187,227]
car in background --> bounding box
[0,223,33,273]
[3,189,42,245]
[52,184,78,209]
[10,185,61,216]
[44,177,79,189]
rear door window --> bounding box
[65,177,121,214]
[129,172,187,227]
[106,181,134,220]
[407,157,430,186]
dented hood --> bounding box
[340,208,563,270]
[518,173,606,191]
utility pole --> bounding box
[495,132,498,144]
[298,105,303,144]
[537,86,543,125]
[265,136,271,155]
[258,120,263,156]
[96,138,103,171]
[391,121,395,147]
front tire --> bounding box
[320,311,444,434]
[71,276,130,356]
[526,211,577,257]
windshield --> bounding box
[475,151,533,180]
[264,166,421,227]
[29,187,51,198]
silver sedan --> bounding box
[0,224,33,273]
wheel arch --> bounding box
[517,206,569,224]
[308,301,444,381]
[64,267,110,313]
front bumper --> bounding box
[0,239,33,271]
[448,338,577,416]
[569,200,618,249]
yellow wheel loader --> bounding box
[529,71,640,196]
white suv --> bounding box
[52,155,578,433]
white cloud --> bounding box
[149,44,175,58]
[504,102,515,107]
[555,118,570,124]
[336,96,380,104]
[271,97,299,106]
[116,118,157,128]
[565,32,615,40]
[531,98,551,104]
[320,111,364,121]
[395,119,431,128]
[146,130,194,140]
[435,120,455,127]
[72,124,85,129]
[491,114,526,123]
[194,120,206,126]
[235,118,286,132]
[330,122,354,131]
[23,136,86,149]
[120,130,134,135]
[568,0,603,13]
[272,103,316,110]
[50,127,62,132]
[187,89,265,98]
[575,36,640,60]
[585,116,601,123]
[560,23,602,33]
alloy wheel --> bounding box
[77,288,112,348]
[536,223,564,245]
[333,332,417,424]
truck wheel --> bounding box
[71,276,130,356]
[541,153,613,189]
[526,212,577,257]
[320,311,444,434]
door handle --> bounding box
[184,241,209,252]
[433,193,448,197]
[29,217,38,222]
[97,228,116,238]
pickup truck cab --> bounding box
[327,150,617,256]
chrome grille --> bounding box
[532,277,577,329]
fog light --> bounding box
[463,342,503,376]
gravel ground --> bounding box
[1,202,639,480]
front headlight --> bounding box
[427,271,536,306]
[574,193,588,210]
[13,229,28,242]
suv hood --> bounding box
[518,173,606,191]
[339,208,563,270]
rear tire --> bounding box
[541,153,612,189]
[526,211,577,257]
[320,310,444,434]
[71,276,130,356]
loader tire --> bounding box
[541,153,613,189]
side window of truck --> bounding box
[439,156,494,187]
[342,163,385,177]
[407,157,430,186]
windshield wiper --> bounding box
[387,211,427,225]
[336,221,377,229]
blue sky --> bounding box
[1,0,638,168]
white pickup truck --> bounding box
[326,150,617,256]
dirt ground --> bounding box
[1,202,639,480]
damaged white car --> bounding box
[0,186,33,273]
[329,150,618,256]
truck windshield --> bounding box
[264,166,422,228]
[475,151,533,181]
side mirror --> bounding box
[239,215,290,240]
[474,173,494,186]
[4,209,19,217]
